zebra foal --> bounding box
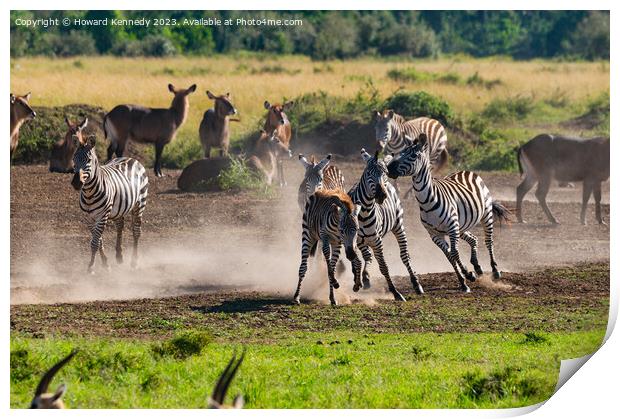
[295,189,362,306]
[71,119,149,274]
[348,149,424,300]
[387,134,511,292]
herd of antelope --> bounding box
[10,84,609,407]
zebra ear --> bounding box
[317,154,331,171]
[298,154,311,168]
[386,110,394,120]
[418,133,428,148]
[361,148,372,162]
[78,118,88,131]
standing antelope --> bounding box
[10,92,36,159]
[208,351,245,409]
[295,189,362,306]
[348,149,424,299]
[71,119,149,274]
[297,154,346,211]
[30,350,77,409]
[247,130,292,185]
[104,83,196,177]
[49,117,86,173]
[263,100,293,187]
[387,134,511,292]
[199,91,238,158]
[516,134,610,225]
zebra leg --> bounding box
[449,231,476,283]
[294,240,314,304]
[350,251,363,293]
[460,231,483,276]
[430,235,470,292]
[88,220,107,274]
[115,218,124,264]
[130,208,143,269]
[370,239,405,302]
[392,224,424,294]
[325,241,341,306]
[98,237,110,271]
[359,244,373,289]
[482,211,501,280]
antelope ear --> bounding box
[206,90,216,100]
[233,394,245,409]
[24,92,32,102]
[386,110,394,120]
[264,100,271,110]
[168,84,175,93]
[64,116,72,128]
[283,100,294,110]
[361,148,372,162]
[10,94,16,104]
[225,92,230,98]
[188,84,197,93]
[78,118,88,131]
[51,384,66,402]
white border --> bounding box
[2,1,616,418]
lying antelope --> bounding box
[208,351,245,409]
[104,83,197,177]
[263,100,293,187]
[30,350,77,409]
[200,91,238,158]
[49,117,87,173]
[10,92,36,159]
[247,129,292,185]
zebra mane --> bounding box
[314,189,355,213]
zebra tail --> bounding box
[492,201,513,227]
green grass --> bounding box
[10,329,604,408]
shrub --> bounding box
[461,367,544,402]
[481,96,535,122]
[383,91,455,127]
[152,331,212,360]
[466,72,502,89]
[216,156,268,193]
[387,68,461,84]
[160,136,202,170]
[522,332,549,345]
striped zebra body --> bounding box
[297,154,346,211]
[294,190,361,305]
[347,149,424,299]
[387,134,510,292]
[72,137,148,274]
[375,111,448,171]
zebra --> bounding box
[297,153,346,211]
[386,133,511,292]
[374,110,449,171]
[71,119,149,274]
[294,189,362,306]
[347,149,424,300]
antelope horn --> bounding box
[211,349,245,405]
[34,350,78,397]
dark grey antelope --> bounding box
[200,91,238,158]
[104,83,197,177]
[208,351,245,409]
[30,350,77,409]
[516,134,610,225]
[387,134,511,292]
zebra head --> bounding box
[70,118,97,191]
[374,109,395,151]
[338,203,361,261]
[299,153,331,197]
[360,148,389,205]
[387,133,429,179]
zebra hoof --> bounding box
[330,300,338,306]
[331,281,340,290]
[493,271,501,280]
[465,271,476,282]
[413,283,424,295]
[293,297,301,305]
[460,285,471,293]
[353,284,361,292]
[474,266,483,276]
[362,278,371,289]
[393,292,406,302]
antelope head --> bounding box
[30,350,77,409]
[208,90,237,118]
[208,350,245,409]
[264,100,293,127]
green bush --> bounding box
[383,91,455,127]
[481,96,535,122]
[217,155,269,193]
[466,72,502,89]
[387,68,461,84]
[461,366,544,402]
[151,331,212,360]
[160,136,202,170]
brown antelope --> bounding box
[263,100,293,187]
[516,134,610,225]
[208,351,245,409]
[30,350,77,409]
[104,83,197,177]
[199,91,238,158]
[49,117,87,173]
[10,92,36,159]
[247,129,292,185]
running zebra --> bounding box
[294,189,362,306]
[297,154,346,211]
[374,110,449,171]
[71,119,149,274]
[347,149,424,300]
[386,134,511,292]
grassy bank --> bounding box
[10,329,605,408]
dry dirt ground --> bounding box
[10,161,609,337]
